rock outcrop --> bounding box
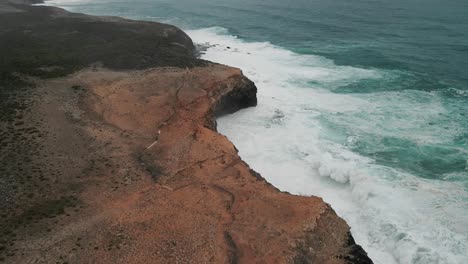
[0,1,372,263]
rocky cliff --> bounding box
[0,1,372,263]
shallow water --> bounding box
[43,1,468,263]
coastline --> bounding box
[0,1,372,263]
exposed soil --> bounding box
[0,1,372,263]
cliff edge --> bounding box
[0,1,373,263]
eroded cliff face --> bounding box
[0,2,372,263]
[1,65,371,264]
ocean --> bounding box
[41,0,468,263]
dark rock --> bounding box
[214,76,257,116]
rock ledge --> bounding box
[0,2,372,263]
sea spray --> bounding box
[42,1,468,263]
[187,26,468,264]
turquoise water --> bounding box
[44,1,467,263]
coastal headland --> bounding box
[0,1,372,263]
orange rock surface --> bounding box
[4,65,371,263]
[0,2,372,262]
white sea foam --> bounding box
[39,0,94,5]
[187,26,468,264]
